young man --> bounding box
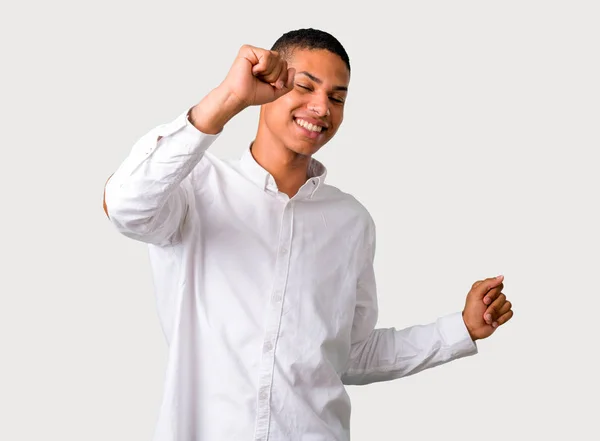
[104,29,513,441]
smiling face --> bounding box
[258,48,350,156]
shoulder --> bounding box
[188,150,238,180]
[319,184,376,232]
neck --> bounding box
[251,125,311,198]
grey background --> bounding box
[1,1,598,439]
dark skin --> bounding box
[463,276,513,340]
[250,49,349,198]
[104,44,514,339]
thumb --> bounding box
[271,67,296,100]
[285,67,296,88]
[471,275,504,300]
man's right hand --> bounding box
[189,45,295,134]
[221,44,296,108]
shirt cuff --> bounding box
[438,312,478,358]
[152,107,222,154]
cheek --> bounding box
[273,97,297,121]
[324,113,343,139]
[264,103,290,127]
[332,109,344,128]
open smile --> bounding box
[293,117,328,140]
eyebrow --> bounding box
[297,71,348,92]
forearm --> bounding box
[189,86,246,134]
[341,312,477,385]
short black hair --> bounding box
[271,28,350,73]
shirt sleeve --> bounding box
[104,108,220,245]
[340,219,478,385]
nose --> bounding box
[308,93,330,117]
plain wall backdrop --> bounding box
[1,1,598,439]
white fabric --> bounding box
[104,109,478,441]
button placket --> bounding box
[253,201,295,441]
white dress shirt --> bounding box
[104,109,478,441]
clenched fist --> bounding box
[221,44,297,108]
[462,275,514,340]
[189,45,296,134]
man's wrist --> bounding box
[462,310,477,341]
[189,86,246,134]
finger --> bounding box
[266,58,284,84]
[495,309,514,327]
[253,51,283,83]
[273,60,289,90]
[471,276,502,291]
[497,300,512,316]
[239,44,262,68]
[471,280,483,289]
[285,67,296,88]
[263,62,284,85]
[470,275,504,301]
[483,283,504,305]
[484,293,506,324]
[249,48,273,74]
[272,68,296,99]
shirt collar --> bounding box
[239,143,327,199]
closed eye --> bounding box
[297,83,345,104]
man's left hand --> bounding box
[462,275,514,341]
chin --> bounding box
[286,134,331,156]
[287,141,324,157]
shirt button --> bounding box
[259,390,268,400]
[263,341,273,352]
[281,247,288,254]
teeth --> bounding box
[295,118,323,133]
